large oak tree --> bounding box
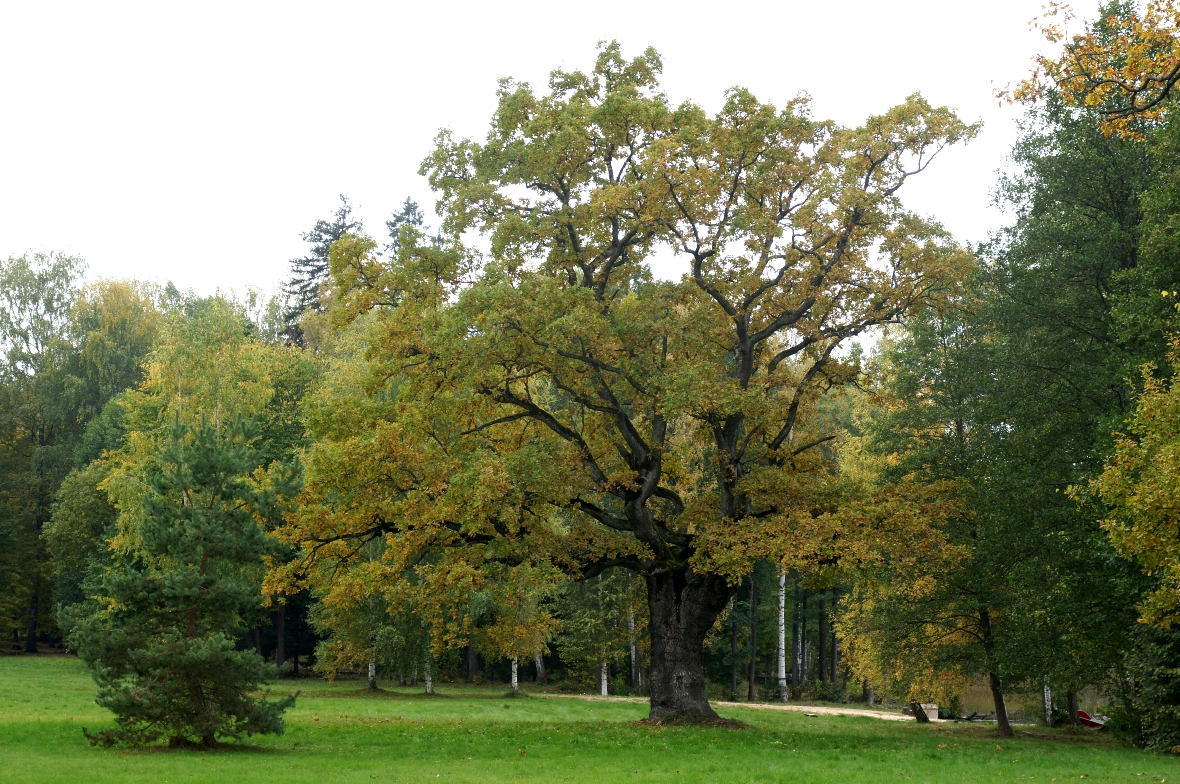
[299,44,975,722]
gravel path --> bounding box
[714,700,916,722]
[534,692,918,722]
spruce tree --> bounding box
[68,417,299,748]
[282,194,362,344]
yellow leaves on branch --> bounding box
[1008,1,1180,138]
[1090,337,1180,626]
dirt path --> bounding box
[714,700,915,722]
[534,692,916,722]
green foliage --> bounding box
[1106,625,1180,752]
[67,418,299,747]
[842,55,1180,726]
[43,460,117,612]
[555,572,644,689]
[0,252,86,644]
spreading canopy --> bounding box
[290,43,976,721]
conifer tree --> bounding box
[68,418,298,747]
[283,195,363,344]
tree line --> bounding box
[2,1,1179,750]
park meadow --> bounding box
[3,0,1180,780]
[2,656,1177,783]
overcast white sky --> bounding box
[0,0,1058,296]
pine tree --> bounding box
[67,417,299,747]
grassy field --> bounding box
[1,657,1176,783]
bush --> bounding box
[1107,625,1180,752]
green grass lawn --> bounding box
[1,657,1176,783]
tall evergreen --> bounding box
[283,195,362,344]
[67,418,299,747]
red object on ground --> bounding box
[1077,710,1105,728]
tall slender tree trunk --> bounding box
[367,653,378,691]
[792,586,802,692]
[291,599,300,676]
[646,568,731,722]
[829,590,838,689]
[629,610,639,689]
[599,659,609,697]
[818,594,828,685]
[864,680,875,707]
[274,606,286,671]
[1043,680,1054,727]
[511,657,519,694]
[777,569,788,702]
[535,653,547,684]
[26,446,47,654]
[24,587,39,654]
[747,575,758,702]
[730,596,739,700]
[1068,690,1080,726]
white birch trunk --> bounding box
[629,611,638,689]
[367,658,377,691]
[777,568,788,702]
[423,634,434,694]
[534,653,546,683]
[600,660,608,696]
[511,656,519,693]
[1043,680,1053,727]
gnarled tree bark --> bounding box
[646,568,732,722]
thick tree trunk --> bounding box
[747,576,758,701]
[535,653,547,683]
[1068,690,1080,726]
[646,568,731,722]
[864,680,875,707]
[777,569,788,702]
[274,606,286,670]
[24,588,39,654]
[511,657,519,693]
[599,660,608,696]
[989,671,1013,737]
[818,594,827,684]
